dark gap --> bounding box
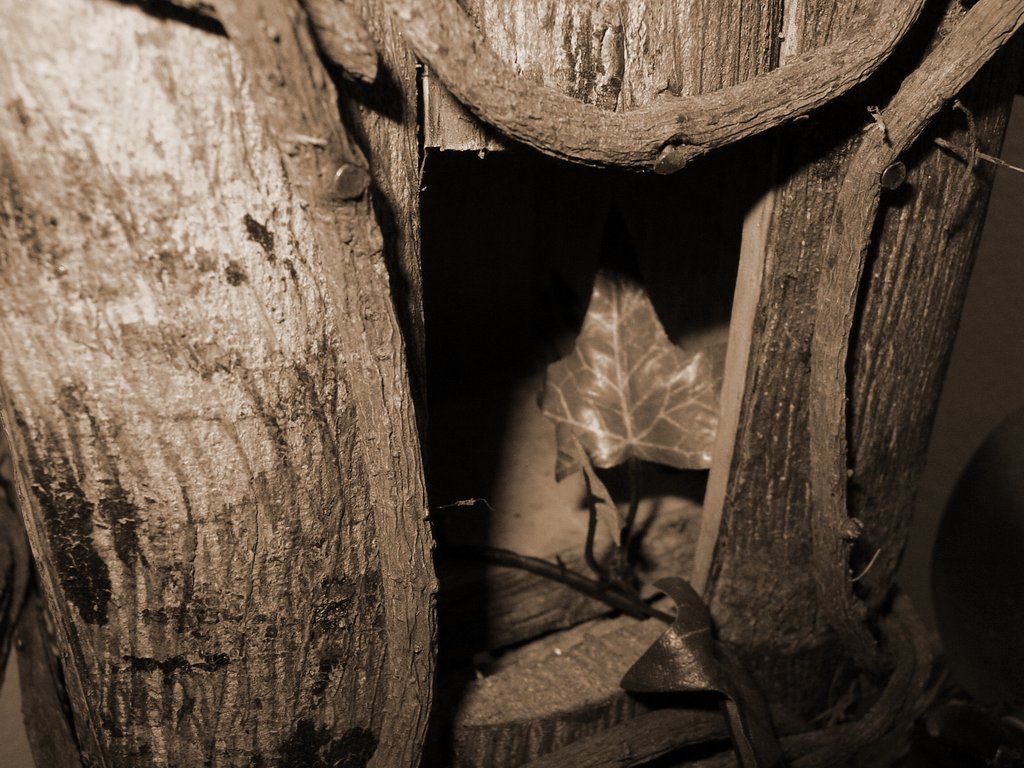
[112,0,225,36]
[421,137,760,764]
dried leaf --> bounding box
[541,267,719,477]
[622,577,784,768]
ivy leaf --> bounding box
[541,266,720,478]
[621,578,784,768]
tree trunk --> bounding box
[0,1,434,765]
[700,0,1023,715]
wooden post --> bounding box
[699,0,1024,714]
[0,1,433,765]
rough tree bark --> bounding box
[0,0,433,765]
[701,0,1024,715]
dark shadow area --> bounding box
[421,138,766,765]
[111,0,225,35]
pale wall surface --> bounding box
[898,94,1024,629]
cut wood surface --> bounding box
[507,595,934,768]
[450,613,669,767]
[0,1,433,765]
[437,499,700,654]
[522,708,729,768]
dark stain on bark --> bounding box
[225,260,248,285]
[312,569,384,636]
[122,652,230,684]
[15,413,112,625]
[562,12,596,103]
[311,654,342,696]
[194,247,218,273]
[156,249,178,280]
[5,98,31,130]
[0,153,51,267]
[98,481,142,570]
[243,213,275,258]
[276,720,377,768]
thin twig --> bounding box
[934,136,1024,175]
[441,545,673,623]
[851,548,882,583]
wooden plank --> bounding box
[0,1,433,764]
[423,67,507,152]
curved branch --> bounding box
[386,0,926,171]
[809,0,1024,670]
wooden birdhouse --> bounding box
[0,0,1021,766]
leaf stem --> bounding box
[440,545,673,623]
[622,456,642,547]
[584,483,609,583]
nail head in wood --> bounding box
[880,161,907,190]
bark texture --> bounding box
[346,0,428,391]
[396,0,924,169]
[0,1,433,765]
[421,0,780,152]
[703,0,1024,714]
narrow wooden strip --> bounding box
[452,615,667,767]
[694,158,777,594]
[385,0,925,169]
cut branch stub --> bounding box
[385,0,926,171]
